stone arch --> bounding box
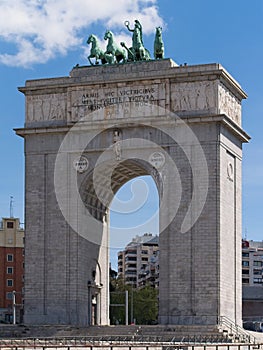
[17,60,249,328]
[80,158,162,222]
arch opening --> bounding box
[109,172,160,325]
[80,158,161,325]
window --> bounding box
[242,261,249,267]
[242,278,249,284]
[253,278,263,284]
[242,269,249,274]
[142,257,148,261]
[6,292,13,300]
[242,252,249,257]
[141,250,148,255]
[7,267,13,274]
[7,254,13,262]
[7,279,13,287]
[253,269,262,275]
[128,264,136,268]
[254,261,262,267]
[7,222,14,229]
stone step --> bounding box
[0,324,229,341]
[0,324,255,345]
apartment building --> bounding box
[118,233,159,288]
[242,239,263,286]
[138,250,159,288]
[0,217,24,323]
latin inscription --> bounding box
[80,87,156,111]
[70,84,163,122]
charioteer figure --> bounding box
[122,19,150,61]
[125,19,144,47]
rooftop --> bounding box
[127,233,159,246]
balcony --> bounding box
[125,256,137,262]
[125,250,137,255]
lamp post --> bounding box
[130,285,134,324]
[12,291,16,325]
[125,290,128,326]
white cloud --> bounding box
[0,0,164,67]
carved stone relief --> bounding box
[26,93,67,123]
[171,81,217,113]
[218,84,241,126]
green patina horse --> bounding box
[104,30,126,64]
[86,20,164,66]
[87,34,107,65]
[154,27,164,59]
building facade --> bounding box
[242,240,263,286]
[138,250,159,289]
[118,233,159,288]
[0,217,24,323]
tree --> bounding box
[109,277,158,325]
[133,285,158,324]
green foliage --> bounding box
[133,285,158,325]
[109,277,158,325]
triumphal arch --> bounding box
[17,41,249,326]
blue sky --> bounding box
[0,0,262,267]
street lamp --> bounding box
[12,291,16,325]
